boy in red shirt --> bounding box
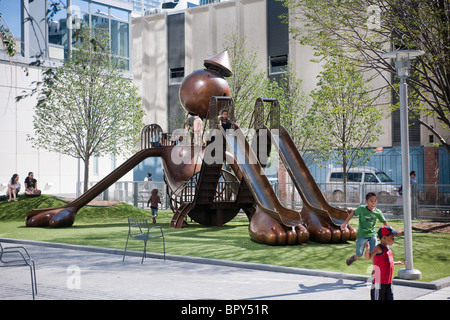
[365,225,405,300]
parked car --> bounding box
[325,166,400,203]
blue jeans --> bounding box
[151,208,158,217]
[355,236,377,257]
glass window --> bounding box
[91,2,109,16]
[376,172,393,182]
[111,19,129,57]
[330,172,343,181]
[110,7,129,21]
[0,0,23,41]
[48,2,68,48]
[269,55,288,74]
[71,12,89,45]
[71,0,89,13]
[348,172,362,182]
[91,15,109,33]
[169,67,185,84]
[364,173,378,183]
[113,56,129,70]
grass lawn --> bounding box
[1,194,449,282]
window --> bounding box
[91,2,109,16]
[0,0,22,41]
[111,19,129,57]
[91,15,109,33]
[330,172,362,182]
[364,173,378,183]
[269,55,288,74]
[71,0,89,13]
[348,172,362,182]
[110,7,129,21]
[329,172,343,181]
[169,67,185,84]
[376,172,393,182]
[48,5,68,47]
[58,1,131,70]
[93,156,99,175]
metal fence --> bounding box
[80,180,450,221]
[80,180,170,210]
[275,181,450,220]
[308,146,450,192]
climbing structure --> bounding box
[26,50,356,246]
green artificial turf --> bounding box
[0,194,449,282]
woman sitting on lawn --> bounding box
[7,173,21,202]
[24,172,41,197]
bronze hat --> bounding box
[204,50,233,77]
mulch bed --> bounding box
[412,222,450,233]
[57,198,119,207]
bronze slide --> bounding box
[26,145,201,227]
[268,125,355,242]
[220,126,303,227]
[268,125,348,225]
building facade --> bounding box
[0,0,134,196]
[131,0,449,186]
[1,0,448,198]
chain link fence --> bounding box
[76,179,449,221]
[275,181,450,220]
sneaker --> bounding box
[346,255,357,266]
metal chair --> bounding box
[0,242,37,299]
[123,218,166,264]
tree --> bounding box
[263,65,326,165]
[310,56,385,201]
[282,0,450,152]
[223,30,327,166]
[223,31,269,128]
[28,27,144,192]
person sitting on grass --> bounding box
[7,173,21,202]
[24,172,41,197]
[341,192,388,266]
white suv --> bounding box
[325,166,400,203]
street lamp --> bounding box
[382,49,424,280]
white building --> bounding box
[0,0,134,196]
[1,0,448,198]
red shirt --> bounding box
[373,245,394,284]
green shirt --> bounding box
[354,205,387,238]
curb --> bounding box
[2,237,449,291]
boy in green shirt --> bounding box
[341,192,388,266]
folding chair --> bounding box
[0,242,37,299]
[123,218,166,264]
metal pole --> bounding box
[398,76,422,280]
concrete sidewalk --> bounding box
[1,238,449,301]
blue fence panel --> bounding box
[439,146,450,193]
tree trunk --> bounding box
[342,153,347,203]
[83,155,90,193]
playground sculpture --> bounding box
[25,50,356,245]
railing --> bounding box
[75,180,450,220]
[77,180,169,209]
[276,181,450,220]
[169,177,240,207]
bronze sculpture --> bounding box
[26,50,356,245]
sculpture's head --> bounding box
[179,50,232,119]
